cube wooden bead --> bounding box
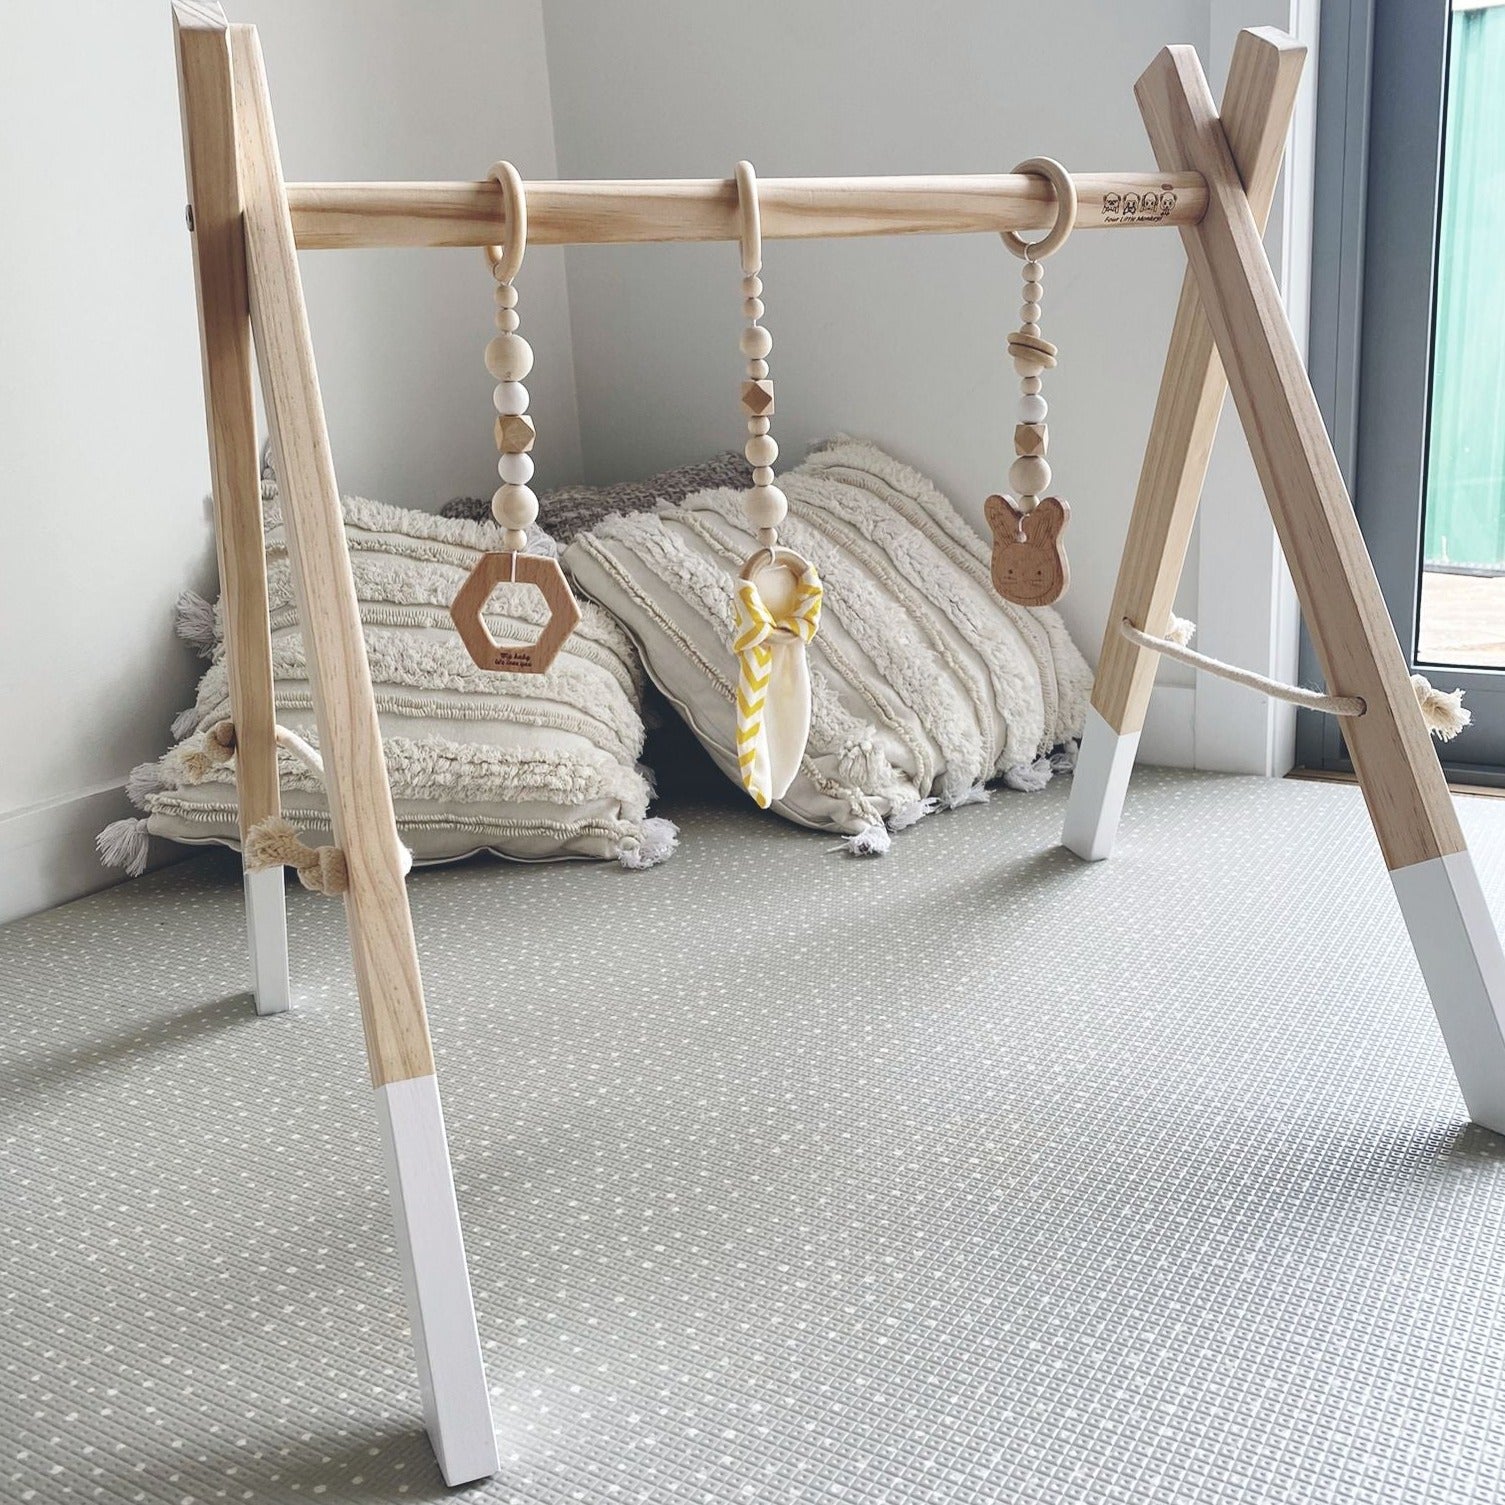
[1014,422,1048,457]
[741,378,775,417]
[494,413,536,453]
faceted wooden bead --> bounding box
[740,378,775,417]
[494,282,518,308]
[495,307,520,332]
[744,483,787,530]
[747,358,770,379]
[493,380,529,415]
[740,324,773,360]
[752,465,774,486]
[494,412,536,453]
[498,451,534,484]
[747,416,771,436]
[1009,455,1051,496]
[485,332,533,381]
[1014,422,1048,457]
[743,296,765,320]
[745,433,778,468]
[741,274,763,298]
[492,483,539,529]
[1018,392,1048,423]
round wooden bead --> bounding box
[1021,302,1042,323]
[1018,393,1048,423]
[1021,375,1043,395]
[1023,259,1043,283]
[742,274,763,298]
[494,282,518,308]
[1009,455,1051,496]
[495,307,520,332]
[1022,279,1043,303]
[745,433,778,467]
[752,466,774,486]
[744,483,787,530]
[502,528,527,550]
[747,415,771,436]
[740,324,772,360]
[492,483,538,529]
[1013,355,1046,378]
[743,296,765,320]
[485,333,533,381]
[493,381,529,415]
[498,452,534,484]
[747,358,770,379]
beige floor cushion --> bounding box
[563,438,1092,851]
[107,486,677,873]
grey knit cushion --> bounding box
[443,452,750,543]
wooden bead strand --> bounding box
[985,156,1078,609]
[735,161,786,548]
[450,161,582,675]
[484,160,538,552]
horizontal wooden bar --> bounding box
[286,172,1208,250]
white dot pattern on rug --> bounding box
[5,770,1505,1502]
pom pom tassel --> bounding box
[618,817,680,870]
[1412,674,1470,741]
[96,817,150,877]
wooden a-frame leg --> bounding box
[174,2,289,1015]
[1138,40,1505,1134]
[228,23,498,1483]
[1063,27,1305,861]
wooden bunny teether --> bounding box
[986,157,1076,609]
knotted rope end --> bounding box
[1412,674,1470,741]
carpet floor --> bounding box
[4,769,1505,1504]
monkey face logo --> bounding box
[1103,192,1122,218]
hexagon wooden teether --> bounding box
[449,550,581,674]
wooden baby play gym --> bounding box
[172,3,1505,1485]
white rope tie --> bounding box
[1118,616,1366,717]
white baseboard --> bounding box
[0,782,178,926]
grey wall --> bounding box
[0,0,576,923]
[542,0,1210,666]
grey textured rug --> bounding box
[5,769,1505,1504]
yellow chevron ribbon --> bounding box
[733,559,822,808]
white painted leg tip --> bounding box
[434,1438,501,1487]
[1060,709,1140,864]
[244,865,291,1015]
[1392,851,1505,1133]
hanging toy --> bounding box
[730,161,822,809]
[985,156,1078,608]
[450,160,581,674]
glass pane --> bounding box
[1416,1,1505,668]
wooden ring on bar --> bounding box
[484,160,527,281]
[739,543,812,584]
[734,160,761,278]
[1000,157,1078,262]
